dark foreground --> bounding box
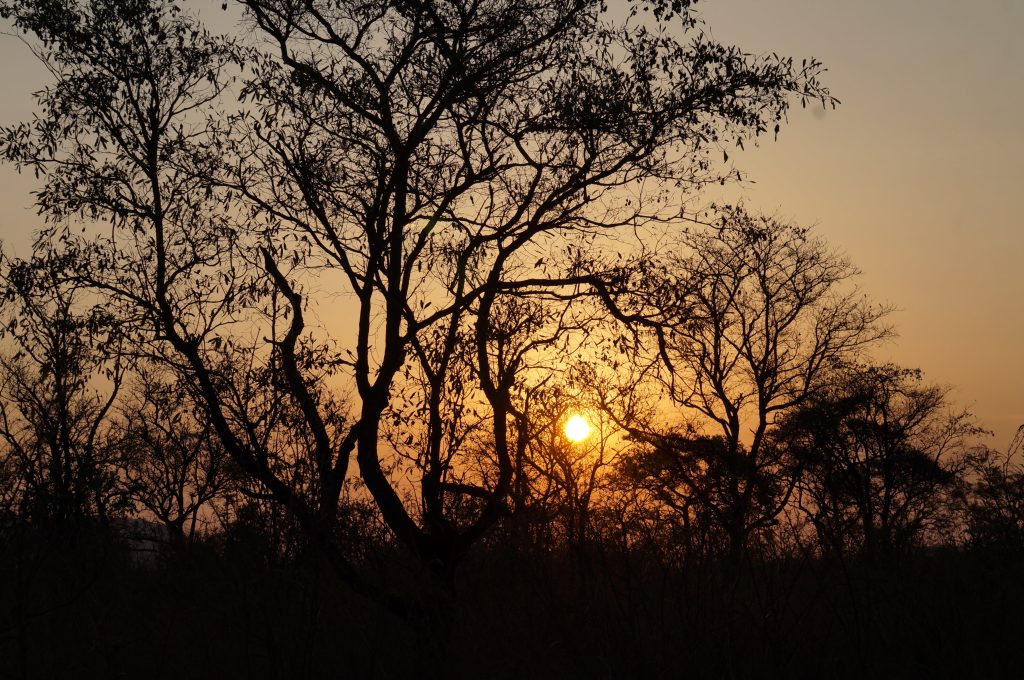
[1,528,1022,680]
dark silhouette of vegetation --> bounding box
[609,209,891,564]
[0,257,125,532]
[116,367,232,548]
[967,426,1024,556]
[0,1,1020,678]
[779,363,984,563]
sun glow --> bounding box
[564,414,592,443]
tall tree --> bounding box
[628,209,890,561]
[0,0,834,654]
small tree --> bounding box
[520,385,624,549]
[632,209,891,560]
[117,367,231,548]
[778,364,985,562]
[0,257,125,530]
[621,430,780,561]
[966,426,1024,556]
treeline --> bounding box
[0,0,1022,677]
[5,210,1019,564]
[2,206,1022,679]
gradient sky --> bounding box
[0,0,1020,447]
[697,0,1023,448]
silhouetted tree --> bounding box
[629,209,890,562]
[966,425,1024,556]
[622,431,766,561]
[519,384,624,548]
[117,366,231,548]
[0,256,125,531]
[778,364,984,562]
[389,294,591,550]
[0,0,835,665]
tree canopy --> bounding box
[0,0,833,577]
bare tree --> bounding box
[116,367,231,548]
[629,208,891,561]
[0,0,834,662]
[0,256,125,531]
[512,378,625,548]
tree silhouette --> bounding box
[0,0,835,667]
[778,364,985,562]
[622,209,890,561]
[968,426,1024,555]
[0,256,125,531]
[116,366,231,549]
[0,6,1021,677]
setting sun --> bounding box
[564,414,592,443]
[1,0,1020,675]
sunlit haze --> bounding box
[0,2,1021,675]
[0,0,1019,447]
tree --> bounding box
[778,364,985,562]
[622,430,771,560]
[388,293,590,550]
[116,367,231,548]
[0,0,834,659]
[629,209,890,561]
[513,380,625,549]
[0,255,125,531]
[965,426,1024,556]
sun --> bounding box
[564,414,592,443]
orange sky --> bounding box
[695,0,1023,449]
[0,0,1020,447]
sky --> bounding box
[694,0,1024,448]
[0,0,1020,447]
